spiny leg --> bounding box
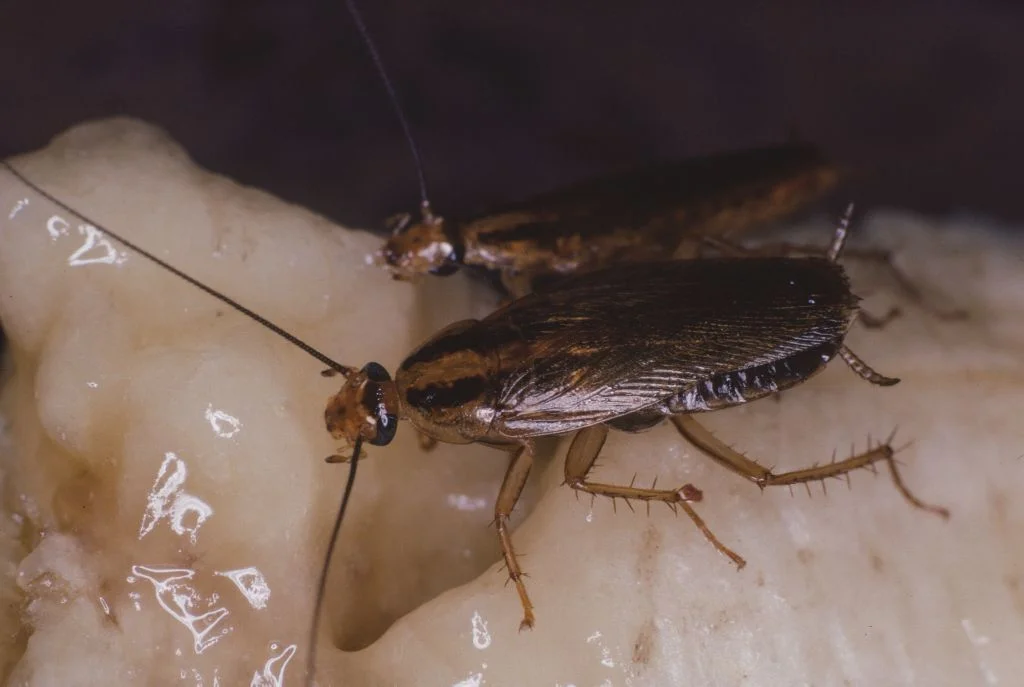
[325,445,366,463]
[495,443,536,630]
[563,424,746,569]
[500,269,537,301]
[416,431,439,452]
[320,366,357,379]
[855,306,901,330]
[671,415,949,518]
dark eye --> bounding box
[370,402,398,446]
[362,362,391,383]
[361,363,398,446]
[428,233,465,276]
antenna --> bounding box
[305,437,361,685]
[343,0,434,220]
[1,161,349,376]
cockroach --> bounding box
[376,141,840,295]
[371,93,961,324]
[377,153,965,323]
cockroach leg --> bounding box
[320,366,357,379]
[670,416,949,518]
[417,431,439,451]
[500,271,536,301]
[563,425,747,569]
[495,443,536,630]
[324,444,367,464]
[673,499,747,569]
[856,307,902,329]
[882,443,950,517]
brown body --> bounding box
[378,141,964,320]
[377,143,839,293]
[392,257,853,444]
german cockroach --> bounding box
[325,206,949,638]
[376,142,839,295]
[379,152,969,326]
[375,138,963,324]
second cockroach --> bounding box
[377,141,839,296]
[374,142,964,321]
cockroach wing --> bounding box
[486,257,857,438]
[466,144,831,238]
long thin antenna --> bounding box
[2,161,349,375]
[306,439,361,686]
[343,0,433,218]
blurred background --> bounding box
[1,0,1020,230]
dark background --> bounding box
[2,0,1021,231]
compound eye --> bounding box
[427,231,464,277]
[359,363,398,446]
[369,404,398,446]
[362,362,391,383]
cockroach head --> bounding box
[325,362,400,447]
[374,211,462,279]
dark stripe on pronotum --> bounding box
[405,375,490,410]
